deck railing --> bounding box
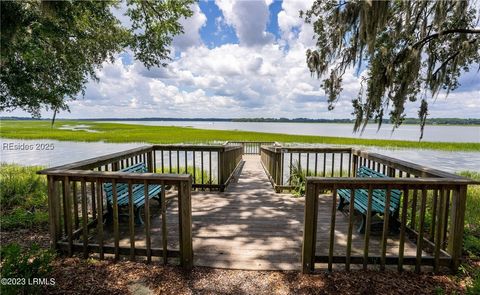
[37,144,244,268]
[302,178,471,273]
[260,144,478,273]
[152,144,243,191]
[38,169,193,268]
[260,146,352,192]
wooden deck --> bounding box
[99,155,419,270]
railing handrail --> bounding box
[351,148,468,180]
[153,144,238,151]
[260,145,477,183]
[38,145,154,173]
[305,176,479,187]
[261,146,352,153]
[39,169,192,183]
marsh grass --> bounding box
[0,164,49,230]
[1,120,479,151]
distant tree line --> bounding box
[2,117,480,125]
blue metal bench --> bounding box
[337,166,402,233]
[103,162,161,225]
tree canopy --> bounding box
[0,0,193,119]
[302,0,480,139]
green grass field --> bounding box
[1,120,479,151]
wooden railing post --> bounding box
[274,149,282,190]
[147,151,154,172]
[178,178,193,270]
[218,148,225,191]
[47,176,60,249]
[352,154,358,177]
[448,185,467,271]
[302,181,318,273]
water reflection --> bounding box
[1,138,478,173]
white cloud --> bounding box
[173,3,207,50]
[215,0,273,46]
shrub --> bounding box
[289,160,306,197]
[0,164,48,230]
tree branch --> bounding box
[432,38,478,77]
[412,28,480,49]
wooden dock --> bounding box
[100,155,419,270]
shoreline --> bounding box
[0,120,479,152]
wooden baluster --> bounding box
[348,152,352,177]
[193,151,196,185]
[331,153,335,177]
[161,181,168,264]
[398,188,409,271]
[80,179,89,258]
[161,150,165,173]
[201,151,204,185]
[209,151,212,185]
[72,182,79,230]
[184,151,188,174]
[306,153,310,176]
[441,190,451,249]
[327,185,337,272]
[434,187,445,273]
[415,187,427,273]
[144,180,151,263]
[363,186,373,270]
[112,179,119,261]
[314,153,318,176]
[346,188,355,271]
[380,186,391,271]
[411,184,418,230]
[128,180,135,260]
[323,153,326,177]
[63,177,73,257]
[96,179,104,259]
[339,153,343,177]
[430,190,438,241]
[91,182,97,220]
[289,153,293,184]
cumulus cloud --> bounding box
[173,3,207,50]
[5,0,479,120]
[215,0,273,46]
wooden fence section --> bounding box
[260,146,352,192]
[260,144,478,273]
[40,170,193,269]
[302,178,472,274]
[37,144,243,269]
[41,145,244,192]
[152,145,243,191]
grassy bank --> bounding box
[1,120,479,151]
[0,164,49,230]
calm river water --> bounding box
[1,138,478,173]
[104,121,480,143]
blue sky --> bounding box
[5,0,480,119]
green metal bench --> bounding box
[337,166,402,233]
[103,162,161,225]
